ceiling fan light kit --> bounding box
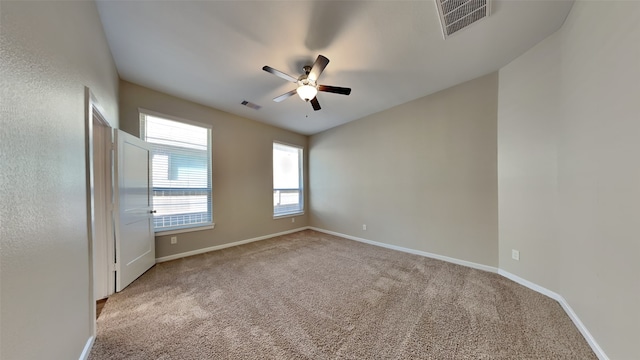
[296,84,317,102]
[263,55,351,111]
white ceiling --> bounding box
[96,0,574,135]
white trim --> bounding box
[84,88,97,340]
[310,227,607,359]
[497,269,558,299]
[85,87,115,341]
[498,270,609,360]
[273,140,305,150]
[152,226,608,359]
[155,224,215,237]
[273,212,305,220]
[139,108,212,129]
[139,109,214,238]
[155,227,309,263]
[273,141,305,219]
[79,336,95,360]
[308,227,499,273]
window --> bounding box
[140,111,212,232]
[273,142,303,217]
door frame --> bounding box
[92,103,115,300]
[84,87,115,338]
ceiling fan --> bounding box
[262,55,351,111]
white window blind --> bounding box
[140,112,212,232]
[273,142,303,217]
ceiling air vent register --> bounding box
[435,0,491,38]
[241,100,262,110]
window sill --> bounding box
[155,224,215,237]
[273,212,304,220]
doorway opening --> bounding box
[85,88,116,333]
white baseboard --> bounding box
[79,336,94,360]
[153,225,607,360]
[498,270,609,360]
[310,227,607,360]
[155,227,309,263]
[308,227,499,273]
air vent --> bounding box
[435,0,491,38]
[241,100,261,110]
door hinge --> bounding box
[110,262,120,272]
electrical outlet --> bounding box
[170,236,177,245]
[291,217,295,223]
[511,249,520,261]
[362,224,367,231]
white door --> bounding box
[114,129,155,292]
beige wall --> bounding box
[498,1,640,358]
[0,1,119,359]
[119,81,308,259]
[309,73,499,267]
[3,0,635,359]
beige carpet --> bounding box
[90,230,596,359]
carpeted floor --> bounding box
[90,230,596,359]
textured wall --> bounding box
[309,73,499,267]
[0,1,119,359]
[118,81,308,259]
[498,1,640,358]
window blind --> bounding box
[140,113,212,232]
[273,142,303,217]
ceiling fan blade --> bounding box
[273,89,297,102]
[318,85,351,96]
[262,66,298,83]
[310,97,321,111]
[307,55,329,82]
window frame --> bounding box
[272,141,305,218]
[139,108,214,235]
